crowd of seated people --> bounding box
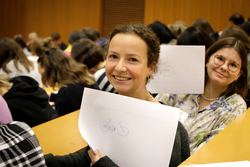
[0,12,250,166]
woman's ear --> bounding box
[148,61,156,76]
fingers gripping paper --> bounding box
[79,88,180,167]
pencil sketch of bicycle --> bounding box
[154,63,173,77]
[100,119,129,137]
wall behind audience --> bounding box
[144,0,250,32]
[0,0,250,44]
[0,0,103,44]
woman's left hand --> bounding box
[88,149,103,166]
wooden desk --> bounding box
[178,107,250,166]
[32,110,88,155]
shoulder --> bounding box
[94,67,106,79]
[225,93,246,109]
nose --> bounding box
[115,59,127,72]
[220,62,229,72]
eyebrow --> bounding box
[108,50,140,57]
[216,54,241,65]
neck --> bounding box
[119,88,159,103]
[203,80,227,99]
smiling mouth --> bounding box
[215,71,227,78]
[113,75,131,81]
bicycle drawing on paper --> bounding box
[154,63,173,77]
[100,119,129,137]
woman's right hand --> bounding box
[88,149,103,166]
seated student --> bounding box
[0,75,59,127]
[44,24,190,167]
[219,25,250,108]
[64,30,85,56]
[71,38,115,93]
[156,37,248,154]
[71,38,106,74]
[169,21,188,39]
[51,32,68,51]
[0,38,41,84]
[240,21,250,37]
[148,21,177,45]
[229,13,245,26]
[0,95,13,124]
[0,121,46,166]
[192,18,219,41]
[177,26,214,50]
[37,47,99,116]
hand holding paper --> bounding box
[79,88,181,167]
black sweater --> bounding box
[50,83,100,116]
[3,76,58,127]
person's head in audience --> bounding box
[192,18,215,36]
[105,24,160,100]
[229,13,245,26]
[27,32,38,48]
[219,25,250,53]
[177,27,214,50]
[30,37,53,56]
[81,27,100,42]
[0,38,33,74]
[37,47,95,88]
[147,21,176,44]
[205,37,248,98]
[169,21,188,38]
[51,32,63,47]
[240,21,250,37]
[14,36,27,49]
[68,31,85,45]
[71,38,105,73]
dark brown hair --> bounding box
[219,25,250,52]
[205,37,248,98]
[71,38,104,69]
[37,47,95,88]
[106,23,160,83]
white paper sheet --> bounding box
[189,161,250,167]
[79,88,180,167]
[147,45,205,94]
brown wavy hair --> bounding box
[105,23,160,84]
[0,38,33,73]
[37,47,95,88]
[205,37,248,99]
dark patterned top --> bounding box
[0,121,46,167]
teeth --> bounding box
[115,76,129,81]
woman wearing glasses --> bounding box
[156,37,248,154]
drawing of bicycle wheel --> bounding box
[117,127,129,136]
[100,122,111,132]
[163,66,173,77]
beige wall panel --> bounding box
[144,0,250,32]
[0,0,103,44]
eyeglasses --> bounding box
[213,54,241,72]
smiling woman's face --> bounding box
[206,47,242,88]
[105,33,154,96]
